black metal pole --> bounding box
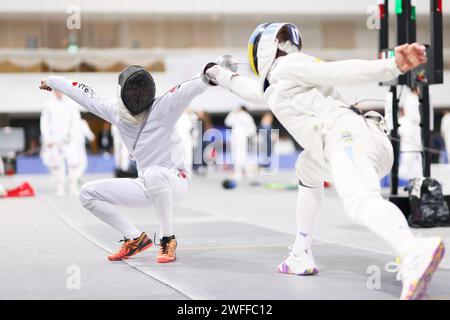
[419,86,432,177]
[379,0,389,53]
[390,86,400,195]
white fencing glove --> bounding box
[204,64,237,90]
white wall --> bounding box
[1,0,449,16]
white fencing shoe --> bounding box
[399,237,445,300]
[277,250,319,276]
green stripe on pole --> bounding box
[411,6,416,20]
[395,0,403,14]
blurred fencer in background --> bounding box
[398,87,423,180]
[72,119,95,188]
[40,90,84,196]
[176,108,198,176]
[224,106,257,182]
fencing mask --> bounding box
[118,65,156,116]
[248,22,302,84]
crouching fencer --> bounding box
[205,23,445,299]
[39,65,214,263]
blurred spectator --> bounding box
[97,122,113,156]
[398,87,423,179]
[176,108,197,175]
[111,124,137,178]
[259,112,274,169]
[193,111,213,175]
[72,119,95,184]
[40,90,83,196]
[224,106,257,181]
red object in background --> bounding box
[437,0,442,13]
[324,181,331,188]
[379,4,386,19]
[4,182,35,198]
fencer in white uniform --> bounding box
[398,88,423,179]
[224,107,257,180]
[40,65,211,263]
[40,90,83,196]
[205,22,444,299]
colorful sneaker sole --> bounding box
[404,240,445,300]
[157,256,176,263]
[108,241,153,261]
[277,262,319,276]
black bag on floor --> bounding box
[407,177,450,228]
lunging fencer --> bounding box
[204,22,445,300]
[39,65,214,263]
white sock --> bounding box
[292,185,324,256]
[145,186,174,238]
[85,200,142,239]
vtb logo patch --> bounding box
[73,81,95,98]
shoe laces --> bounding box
[118,236,130,244]
[117,237,136,251]
[159,236,175,255]
[385,257,403,281]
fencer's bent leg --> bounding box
[142,166,189,238]
[79,178,148,239]
[326,115,416,257]
[292,151,327,256]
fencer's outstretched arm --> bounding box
[281,43,427,87]
[206,65,264,105]
[280,57,403,87]
[41,76,117,123]
[152,76,208,127]
[229,75,264,105]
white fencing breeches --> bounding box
[294,113,416,257]
[79,166,189,239]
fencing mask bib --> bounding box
[118,65,156,116]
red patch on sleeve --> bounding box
[72,82,78,86]
[169,85,180,93]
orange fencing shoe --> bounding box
[157,235,177,263]
[108,232,153,261]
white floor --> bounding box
[1,167,450,300]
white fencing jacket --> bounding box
[226,52,402,154]
[40,95,82,167]
[46,76,208,175]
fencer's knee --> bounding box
[79,183,97,210]
[341,191,380,225]
[142,167,171,192]
[295,153,323,188]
